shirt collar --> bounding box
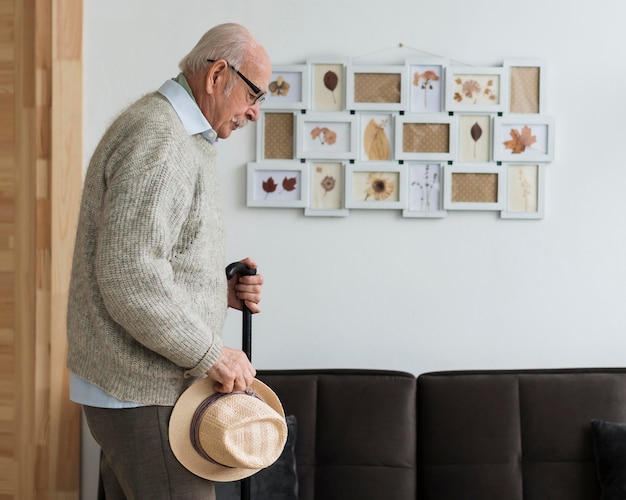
[157,74,218,144]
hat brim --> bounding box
[169,377,285,482]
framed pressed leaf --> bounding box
[359,112,394,161]
[296,112,357,160]
[500,163,546,219]
[307,57,349,112]
[492,115,554,162]
[443,164,505,211]
[394,113,457,161]
[402,162,447,218]
[406,57,448,113]
[445,66,506,113]
[457,113,492,163]
[247,162,308,208]
[345,64,409,111]
[345,162,406,210]
[305,161,350,217]
[264,64,311,110]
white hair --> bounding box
[179,23,260,94]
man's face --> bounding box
[207,58,271,140]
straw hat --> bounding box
[169,378,287,482]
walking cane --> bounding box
[225,261,257,500]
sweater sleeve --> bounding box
[94,127,224,376]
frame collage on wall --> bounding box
[247,56,553,219]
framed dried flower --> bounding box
[406,57,447,113]
[402,162,447,218]
[304,161,350,217]
[344,163,405,210]
[500,163,546,219]
[263,65,310,110]
[445,66,506,113]
[296,112,357,160]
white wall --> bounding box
[81,0,626,497]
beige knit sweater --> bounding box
[67,92,227,405]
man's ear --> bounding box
[205,59,229,96]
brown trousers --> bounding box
[83,405,216,500]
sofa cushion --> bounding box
[215,414,298,500]
[591,419,626,500]
[258,369,417,500]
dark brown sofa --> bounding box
[255,368,626,500]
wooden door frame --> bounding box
[14,0,82,497]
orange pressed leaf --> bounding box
[503,126,537,154]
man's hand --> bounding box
[207,346,256,393]
[227,257,264,313]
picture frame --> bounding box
[256,111,297,161]
[345,65,408,111]
[345,162,405,210]
[500,163,546,219]
[504,58,545,114]
[264,64,310,110]
[394,113,457,161]
[358,112,394,161]
[296,112,357,160]
[305,161,350,217]
[402,162,447,218]
[247,162,308,208]
[307,57,349,112]
[493,115,554,162]
[445,66,506,113]
[443,164,505,211]
[457,113,492,163]
[406,57,447,113]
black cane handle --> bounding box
[225,262,257,361]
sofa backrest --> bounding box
[417,369,626,500]
[258,369,417,500]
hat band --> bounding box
[189,388,263,468]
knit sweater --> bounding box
[67,92,227,406]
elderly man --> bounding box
[66,23,271,499]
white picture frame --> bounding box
[307,56,350,112]
[443,163,505,211]
[445,66,507,113]
[256,111,297,161]
[457,113,492,163]
[504,58,546,114]
[406,57,448,113]
[296,112,357,160]
[402,162,447,218]
[305,161,350,217]
[500,163,546,219]
[394,113,457,161]
[264,64,311,110]
[493,115,555,162]
[345,162,406,210]
[358,112,394,162]
[247,162,308,208]
[345,64,409,111]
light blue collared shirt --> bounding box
[70,76,216,408]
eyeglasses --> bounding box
[207,59,266,105]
